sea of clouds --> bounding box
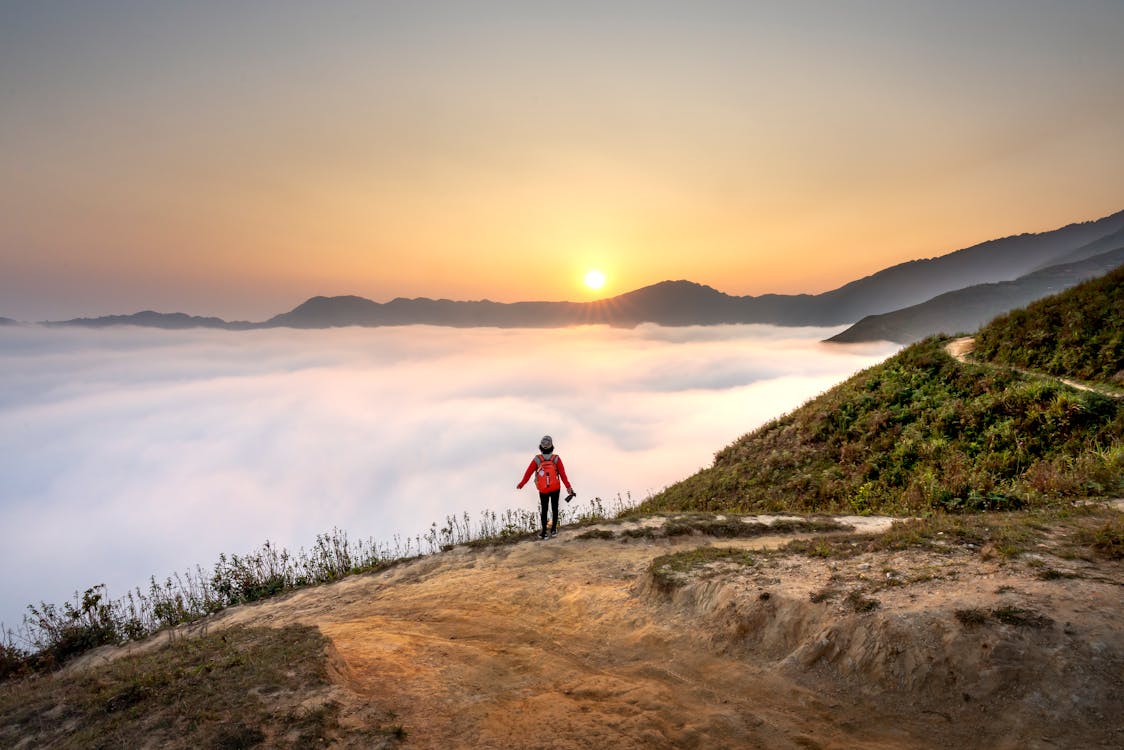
[0,323,898,629]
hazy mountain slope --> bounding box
[0,317,17,326]
[807,208,1124,321]
[828,246,1124,344]
[263,295,382,327]
[267,292,613,328]
[47,311,254,330]
[590,280,742,325]
[1030,224,1124,270]
[974,264,1124,384]
[640,276,1124,516]
[584,280,819,326]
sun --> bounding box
[584,269,606,290]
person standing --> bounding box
[516,435,575,539]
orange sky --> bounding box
[2,2,1123,320]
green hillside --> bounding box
[641,274,1124,516]
[973,265,1124,385]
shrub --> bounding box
[1072,515,1124,559]
[954,608,988,627]
[23,586,124,670]
[0,641,26,682]
[991,606,1052,629]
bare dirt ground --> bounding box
[71,510,1124,749]
[945,336,977,361]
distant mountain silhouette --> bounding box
[265,281,807,329]
[266,293,584,328]
[263,280,851,329]
[0,316,17,326]
[805,209,1124,322]
[259,208,1124,329]
[43,208,1124,331]
[828,246,1124,344]
[1028,224,1124,271]
[48,311,256,330]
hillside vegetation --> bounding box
[974,264,1124,385]
[641,272,1124,516]
[0,625,406,749]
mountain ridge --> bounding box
[828,244,1124,344]
[17,208,1124,332]
[44,310,257,331]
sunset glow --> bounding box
[0,3,1122,321]
[584,270,606,291]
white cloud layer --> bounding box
[0,324,898,628]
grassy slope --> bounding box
[0,625,403,749]
[641,271,1124,516]
[974,264,1124,385]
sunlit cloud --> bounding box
[0,324,898,626]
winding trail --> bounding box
[945,336,1123,398]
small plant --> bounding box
[1088,517,1124,559]
[782,535,868,559]
[954,608,989,627]
[809,588,839,604]
[991,605,1052,629]
[1037,568,1078,581]
[0,640,26,682]
[844,590,879,613]
[648,548,756,593]
[621,526,662,540]
[937,490,1023,514]
[805,541,836,558]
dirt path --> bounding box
[945,336,1123,398]
[202,524,891,749]
[67,510,1111,750]
[945,336,977,361]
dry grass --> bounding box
[0,625,403,749]
[647,504,1124,594]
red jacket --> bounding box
[518,454,572,491]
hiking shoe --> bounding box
[550,528,557,537]
[539,531,548,540]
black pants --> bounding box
[539,490,560,534]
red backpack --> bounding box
[534,454,561,493]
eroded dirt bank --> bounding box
[71,512,1124,749]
